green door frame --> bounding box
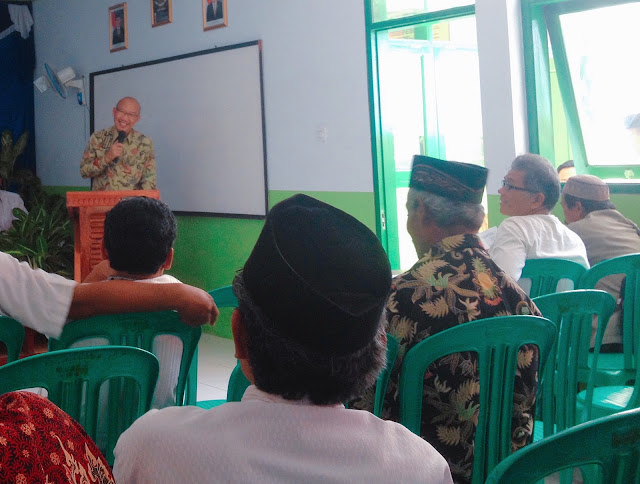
[364,3,476,268]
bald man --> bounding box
[81,97,157,190]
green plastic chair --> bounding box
[520,258,587,298]
[0,316,25,364]
[49,310,201,408]
[485,407,640,484]
[373,333,399,417]
[399,315,556,484]
[196,361,252,409]
[0,346,159,465]
[532,290,616,450]
[578,253,640,387]
[186,285,247,407]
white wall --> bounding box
[33,0,374,193]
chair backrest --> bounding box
[373,333,399,416]
[485,407,640,484]
[399,315,556,484]
[0,316,25,364]
[532,289,616,434]
[579,253,640,373]
[521,258,587,298]
[0,346,159,465]
[49,310,201,408]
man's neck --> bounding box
[111,268,164,281]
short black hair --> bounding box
[104,197,177,275]
[557,160,574,173]
[512,153,560,210]
[563,193,616,215]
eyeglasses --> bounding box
[115,107,140,119]
[501,179,539,193]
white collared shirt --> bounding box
[114,386,453,483]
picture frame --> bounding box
[109,3,128,53]
[202,0,228,31]
[151,0,172,27]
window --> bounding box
[523,0,640,180]
[366,2,482,269]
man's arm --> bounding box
[139,137,157,190]
[70,281,219,327]
[80,132,121,179]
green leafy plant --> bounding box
[0,192,74,278]
[0,130,28,190]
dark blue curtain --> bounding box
[0,3,35,174]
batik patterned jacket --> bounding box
[80,126,157,191]
[353,234,541,484]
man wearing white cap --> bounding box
[562,175,640,351]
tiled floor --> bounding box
[195,333,237,401]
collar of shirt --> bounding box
[241,385,345,409]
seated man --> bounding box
[490,153,588,282]
[113,194,454,483]
[556,159,576,183]
[562,175,640,351]
[84,196,185,408]
[351,156,541,484]
[0,247,217,339]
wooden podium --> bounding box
[67,190,161,282]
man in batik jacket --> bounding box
[353,156,541,484]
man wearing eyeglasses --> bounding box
[80,97,157,191]
[489,153,588,282]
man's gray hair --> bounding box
[511,153,560,210]
[408,188,485,231]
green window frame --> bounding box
[523,0,640,180]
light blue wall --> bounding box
[33,0,375,194]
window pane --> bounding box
[560,3,640,166]
[375,16,483,269]
[372,0,474,23]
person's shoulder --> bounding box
[131,129,153,144]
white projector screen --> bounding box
[90,41,267,217]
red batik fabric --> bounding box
[0,391,115,483]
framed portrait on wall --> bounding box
[202,0,228,31]
[151,0,172,27]
[109,3,128,52]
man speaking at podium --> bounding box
[80,97,157,190]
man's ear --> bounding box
[231,309,250,360]
[101,240,108,260]
[531,192,546,210]
[231,309,255,384]
[162,248,174,270]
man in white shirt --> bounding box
[490,153,589,282]
[113,194,453,484]
[0,251,217,340]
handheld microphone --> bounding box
[112,130,127,164]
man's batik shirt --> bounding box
[353,234,541,484]
[80,126,157,191]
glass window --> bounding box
[524,0,640,178]
[559,3,640,166]
[372,0,474,23]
